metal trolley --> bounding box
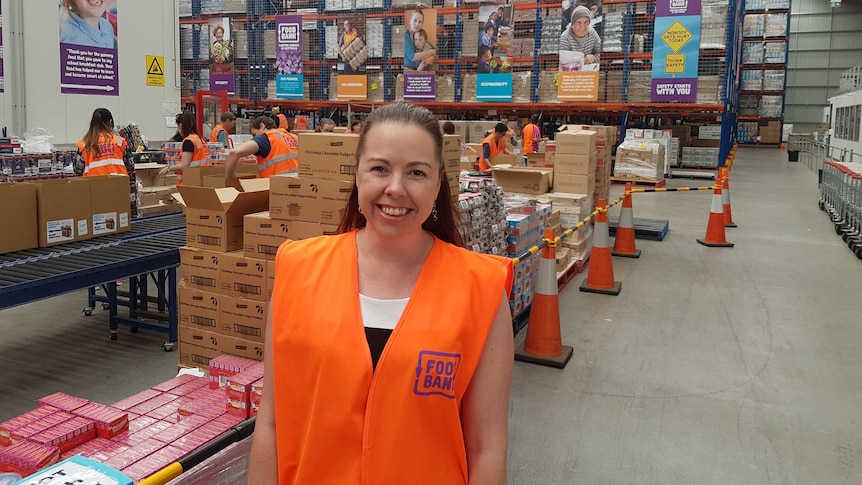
[819,160,862,259]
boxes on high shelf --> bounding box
[175,185,269,252]
[554,130,597,155]
[269,174,352,224]
[179,283,220,332]
[179,246,221,292]
[32,177,91,247]
[220,296,267,343]
[298,133,359,181]
[0,182,38,254]
[554,152,597,176]
[219,251,268,302]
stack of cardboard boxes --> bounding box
[615,140,666,181]
[457,176,508,256]
[574,125,617,206]
[548,192,594,263]
[443,135,463,204]
[553,129,597,197]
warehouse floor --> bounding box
[2,147,861,483]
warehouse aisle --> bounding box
[1,147,861,484]
[509,147,862,484]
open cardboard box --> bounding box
[174,185,269,252]
[491,167,553,195]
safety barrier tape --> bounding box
[630,185,718,193]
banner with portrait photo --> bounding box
[275,15,303,99]
[208,18,235,95]
[58,0,119,96]
[558,1,603,101]
[337,15,367,75]
[403,8,438,100]
[477,5,513,75]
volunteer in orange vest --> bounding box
[210,111,236,149]
[272,106,289,129]
[159,112,211,185]
[522,113,548,155]
[479,123,512,172]
[274,117,300,154]
[294,113,309,131]
[347,119,362,134]
[248,102,514,484]
[76,108,129,177]
[224,116,297,180]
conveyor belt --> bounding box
[0,213,185,267]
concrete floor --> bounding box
[1,147,861,483]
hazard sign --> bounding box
[660,21,692,53]
[146,55,165,87]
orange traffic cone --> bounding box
[720,168,737,228]
[580,199,622,295]
[515,228,573,368]
[697,186,734,247]
[612,183,641,258]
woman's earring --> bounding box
[432,202,438,222]
[358,205,364,215]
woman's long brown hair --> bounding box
[82,108,115,157]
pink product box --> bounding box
[212,413,243,429]
[178,397,226,420]
[29,416,96,453]
[72,403,129,439]
[151,374,199,393]
[9,412,74,444]
[61,436,112,460]
[0,407,57,446]
[87,441,129,463]
[250,401,259,417]
[0,441,60,477]
[251,378,263,396]
[169,377,211,396]
[103,437,166,471]
[145,400,181,421]
[185,387,224,401]
[112,389,161,411]
[149,422,194,444]
[127,393,180,416]
[209,356,262,389]
[128,415,158,433]
[37,392,90,413]
[122,446,184,482]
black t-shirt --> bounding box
[170,131,183,142]
[182,139,195,153]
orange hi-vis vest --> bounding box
[209,124,234,148]
[271,231,513,485]
[77,134,127,176]
[257,130,298,178]
[295,115,309,131]
[177,133,211,186]
[479,133,505,171]
[522,123,539,154]
[275,113,288,129]
[275,128,300,153]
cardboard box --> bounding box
[33,178,91,247]
[526,153,551,168]
[269,175,351,224]
[492,167,553,195]
[219,335,264,361]
[179,285,220,331]
[243,211,288,260]
[180,165,257,188]
[138,186,178,207]
[297,133,359,181]
[554,172,596,195]
[135,163,178,187]
[219,296,266,343]
[579,125,617,147]
[219,251,268,301]
[554,152,597,176]
[266,260,275,301]
[179,247,221,291]
[488,153,519,167]
[178,327,221,368]
[554,130,597,155]
[0,183,38,254]
[88,175,131,236]
[176,186,269,252]
[443,135,462,158]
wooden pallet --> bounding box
[608,217,670,241]
[610,177,667,187]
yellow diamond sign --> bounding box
[661,21,692,53]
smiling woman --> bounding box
[59,0,117,49]
[248,102,516,485]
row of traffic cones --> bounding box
[516,168,739,369]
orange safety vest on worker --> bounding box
[522,123,539,154]
[479,133,505,172]
[275,113,289,129]
[271,231,513,484]
[209,124,234,148]
[177,133,211,186]
[77,134,128,177]
[295,115,309,131]
[257,130,298,178]
[275,128,300,153]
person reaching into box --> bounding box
[479,123,512,173]
[248,102,514,485]
[522,114,549,155]
[210,112,236,149]
[224,116,297,180]
[159,112,210,185]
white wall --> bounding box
[5,0,180,144]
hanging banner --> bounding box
[477,5,514,74]
[59,0,119,96]
[403,74,436,101]
[337,15,367,74]
[337,75,367,100]
[558,71,599,101]
[651,0,701,102]
[476,73,512,102]
[557,1,602,100]
[276,15,303,99]
[404,9,438,73]
[0,3,4,93]
[208,18,235,95]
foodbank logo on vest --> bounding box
[414,350,461,399]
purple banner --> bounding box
[656,0,702,16]
[60,44,120,96]
[209,73,235,95]
[404,74,436,101]
[208,18,235,95]
[651,79,698,102]
[0,3,4,93]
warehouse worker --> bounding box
[522,114,548,154]
[224,116,297,180]
[76,108,129,177]
[315,118,336,132]
[275,117,300,154]
[210,112,236,149]
[479,123,512,173]
[248,102,513,485]
[158,112,211,185]
[347,119,362,134]
[294,113,309,131]
[272,106,289,129]
[442,121,476,155]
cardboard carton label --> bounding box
[120,213,129,228]
[92,212,118,235]
[46,219,76,244]
[220,296,267,343]
[220,253,268,301]
[77,220,89,237]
